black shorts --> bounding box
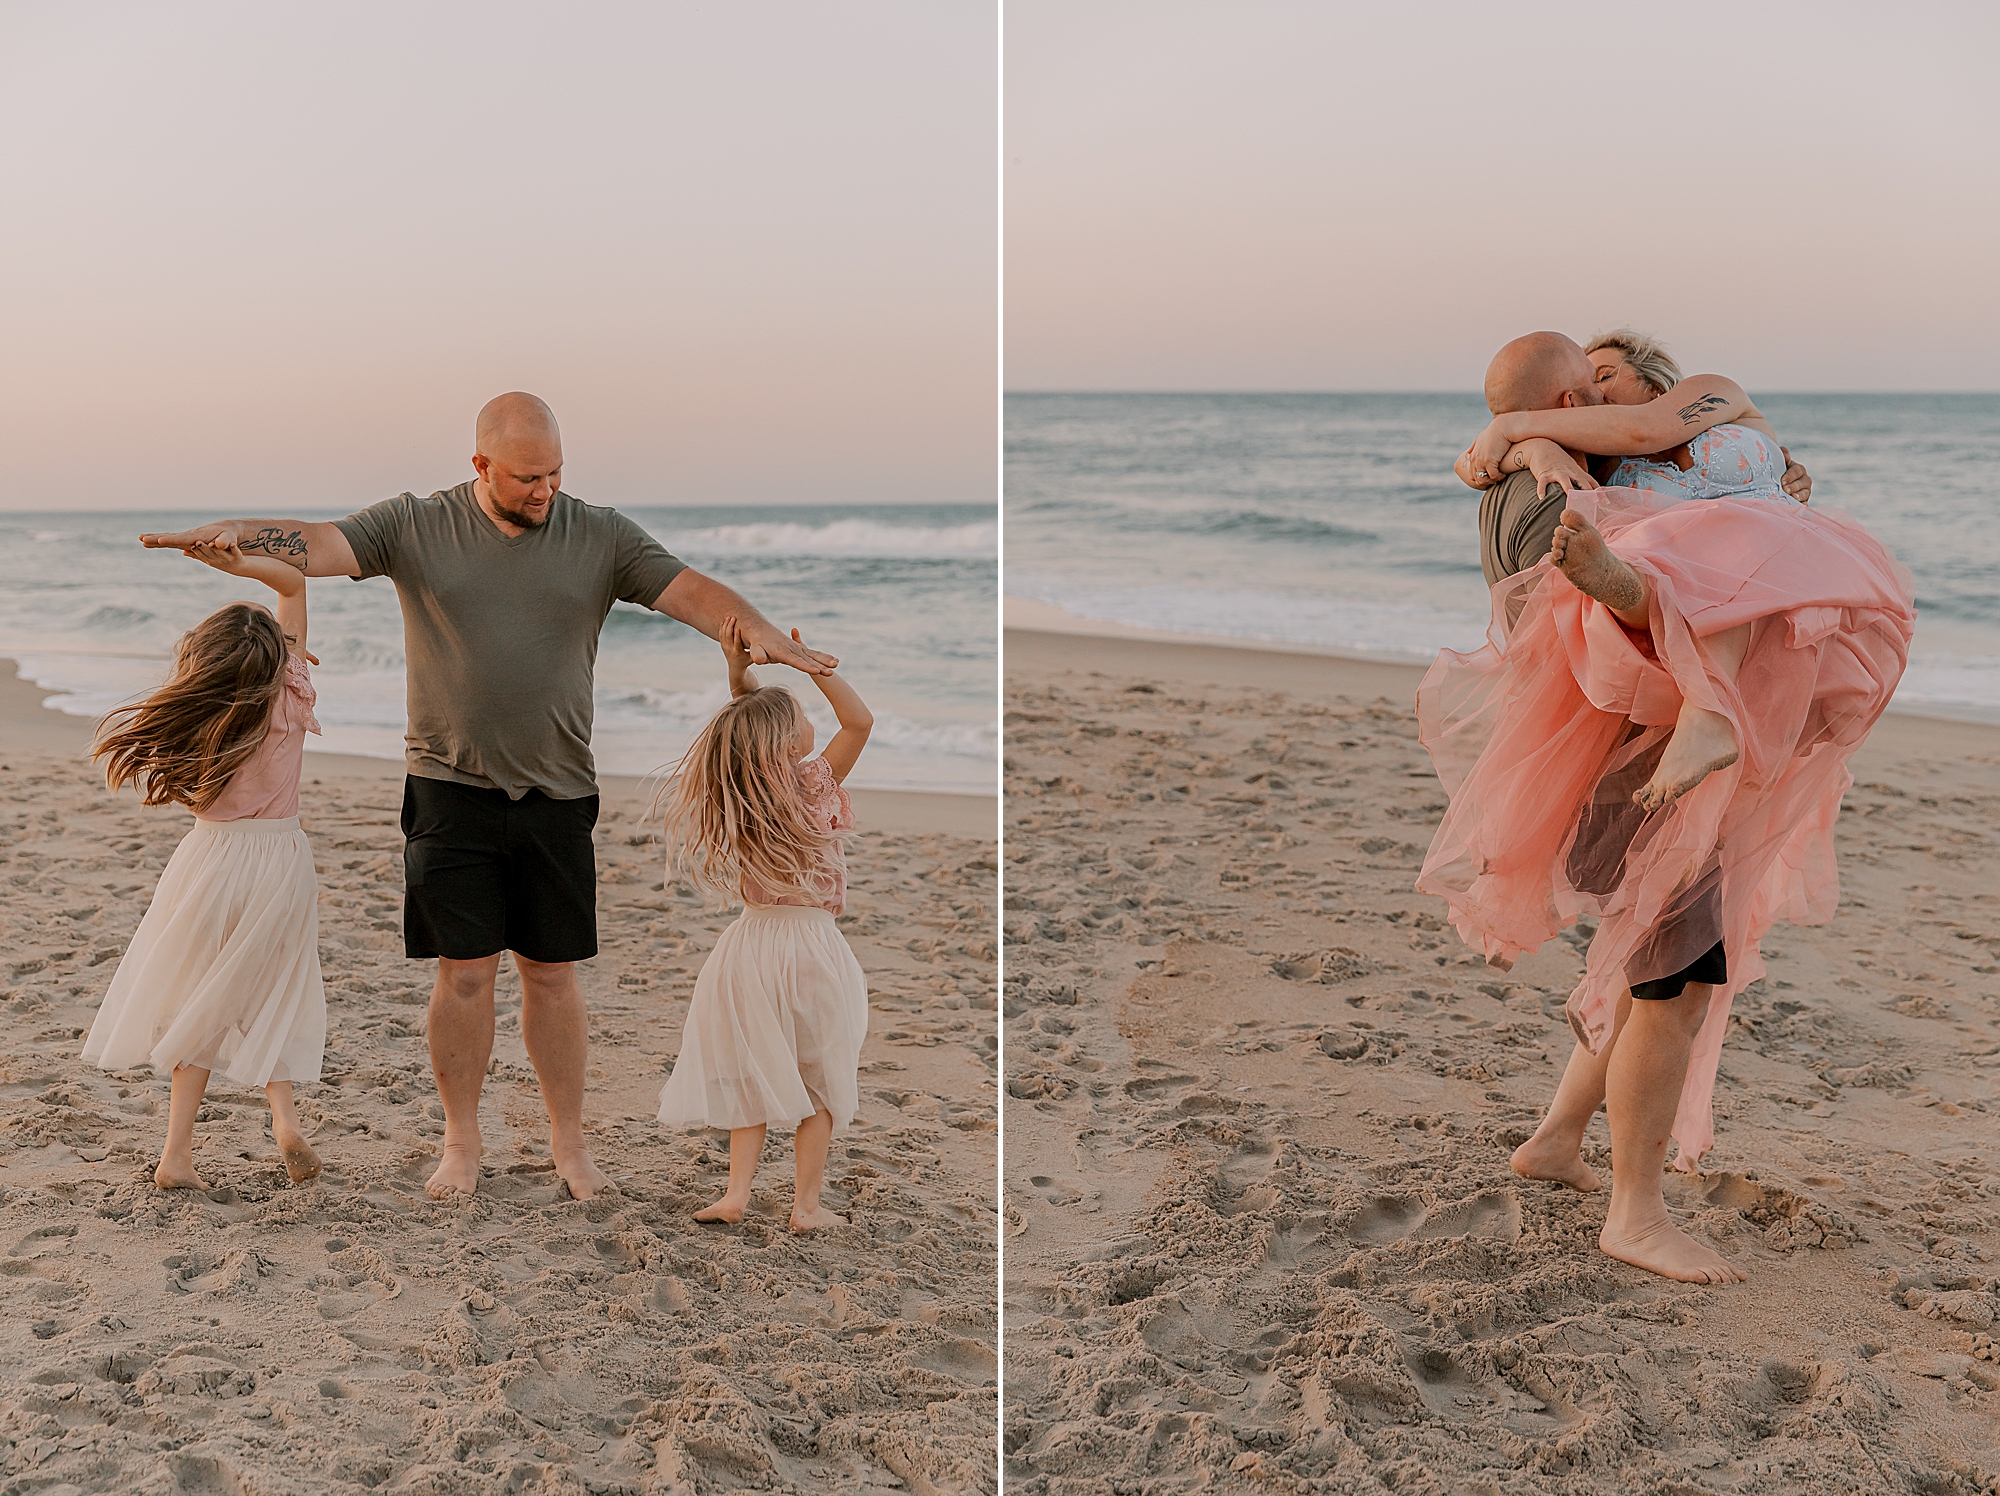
[1630,940,1727,1002]
[400,776,599,964]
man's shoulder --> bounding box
[555,492,654,539]
[343,484,466,523]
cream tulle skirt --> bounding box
[83,816,326,1087]
[658,904,868,1134]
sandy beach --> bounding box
[0,663,997,1494]
[1003,623,2000,1494]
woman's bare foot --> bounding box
[694,1196,748,1224]
[1600,1212,1745,1284]
[790,1203,848,1232]
[1635,706,1738,812]
[155,1154,208,1190]
[1550,510,1647,621]
[552,1143,611,1201]
[426,1139,483,1199]
[1509,1132,1601,1192]
[275,1130,322,1184]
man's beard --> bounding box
[488,494,551,528]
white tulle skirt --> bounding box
[82,816,326,1087]
[658,904,868,1134]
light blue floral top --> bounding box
[1608,423,1791,504]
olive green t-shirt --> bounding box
[334,483,685,800]
[1477,470,1566,590]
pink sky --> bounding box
[1007,1,2000,391]
[1,3,995,513]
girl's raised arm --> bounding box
[184,540,310,657]
[793,630,871,783]
[1467,374,1758,476]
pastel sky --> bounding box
[1007,1,2000,392]
[2,3,995,513]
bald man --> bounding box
[142,393,833,1201]
[1471,332,1605,590]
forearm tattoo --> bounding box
[1676,393,1730,426]
[244,527,308,568]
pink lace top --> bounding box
[201,656,321,822]
[740,755,855,914]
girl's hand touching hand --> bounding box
[182,537,248,574]
[720,615,756,696]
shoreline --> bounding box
[1005,624,2000,766]
[2,658,994,839]
[1005,594,2000,728]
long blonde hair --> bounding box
[94,602,289,813]
[659,685,839,902]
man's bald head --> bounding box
[475,391,561,456]
[1484,332,1598,415]
[471,393,564,530]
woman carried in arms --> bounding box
[1417,331,1914,1282]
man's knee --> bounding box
[435,955,501,1003]
[514,955,579,998]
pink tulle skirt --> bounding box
[1417,488,1915,1165]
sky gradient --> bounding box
[1007,1,2000,392]
[2,3,996,512]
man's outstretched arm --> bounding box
[139,519,359,578]
[652,569,837,674]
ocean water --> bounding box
[1006,393,2000,720]
[0,503,997,795]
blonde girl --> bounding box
[657,617,872,1231]
[85,539,327,1188]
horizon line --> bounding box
[1003,388,2000,398]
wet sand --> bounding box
[0,663,998,1493]
[1004,625,2000,1495]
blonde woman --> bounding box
[86,540,329,1190]
[657,619,873,1231]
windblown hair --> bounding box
[93,603,289,813]
[658,685,839,904]
[1585,327,1684,396]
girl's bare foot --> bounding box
[155,1154,208,1190]
[694,1196,748,1224]
[790,1203,848,1232]
[1550,509,1647,621]
[1600,1212,1745,1284]
[1635,706,1738,813]
[1509,1132,1601,1192]
[276,1131,322,1184]
[426,1139,483,1199]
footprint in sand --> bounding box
[1347,1189,1522,1245]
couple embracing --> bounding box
[84,393,874,1229]
[1415,330,1915,1283]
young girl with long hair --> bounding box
[656,617,872,1231]
[84,539,328,1188]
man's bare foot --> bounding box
[552,1143,610,1200]
[694,1196,748,1224]
[1635,705,1738,812]
[1600,1214,1745,1283]
[790,1204,848,1232]
[1550,510,1647,619]
[155,1155,208,1190]
[1510,1133,1601,1192]
[426,1139,483,1199]
[276,1131,322,1184]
